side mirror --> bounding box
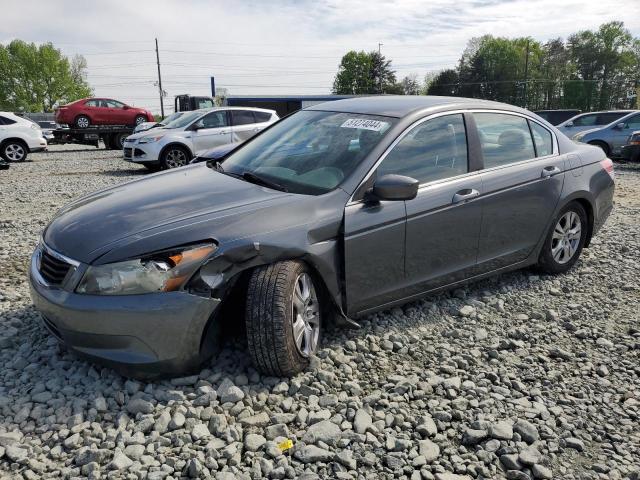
[190,122,202,131]
[123,105,130,110]
[614,123,625,130]
[367,174,419,202]
[565,121,574,127]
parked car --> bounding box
[55,98,154,129]
[133,111,185,134]
[573,110,640,157]
[533,109,581,126]
[0,112,47,162]
[557,110,635,138]
[30,96,615,378]
[123,107,278,170]
[36,120,58,144]
[189,142,241,164]
[621,131,640,162]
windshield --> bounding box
[221,110,396,195]
[159,111,184,126]
[163,111,204,129]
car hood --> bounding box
[43,164,297,264]
[126,127,179,141]
[577,127,603,138]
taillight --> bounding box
[600,158,614,180]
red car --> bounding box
[55,98,154,129]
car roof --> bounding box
[305,95,525,118]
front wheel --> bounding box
[134,115,147,126]
[160,146,190,169]
[537,202,588,274]
[246,261,322,376]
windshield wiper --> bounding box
[241,171,288,192]
[207,160,225,172]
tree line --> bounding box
[0,40,92,112]
[333,21,640,111]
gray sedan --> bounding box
[30,96,615,378]
[573,110,640,157]
[556,110,634,138]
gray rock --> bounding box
[124,444,145,461]
[418,439,440,462]
[416,414,437,437]
[500,454,522,470]
[108,451,133,470]
[514,419,539,444]
[564,437,585,451]
[303,420,341,445]
[244,433,266,452]
[217,378,245,403]
[532,464,553,479]
[191,423,211,441]
[489,421,513,440]
[294,445,334,463]
[462,428,487,445]
[353,409,372,434]
[519,447,541,466]
[126,398,154,415]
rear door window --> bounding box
[231,110,256,126]
[474,113,536,168]
[528,121,554,157]
[572,114,598,127]
[597,112,628,125]
[378,114,468,184]
[254,111,273,123]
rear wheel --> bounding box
[537,202,588,274]
[110,132,128,150]
[75,115,90,129]
[2,141,28,162]
[160,145,190,169]
[245,261,322,376]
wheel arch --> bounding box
[159,142,193,161]
[587,139,610,156]
[0,137,30,152]
[555,193,595,248]
[192,242,344,356]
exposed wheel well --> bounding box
[196,258,339,357]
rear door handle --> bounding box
[541,166,561,178]
[452,188,480,204]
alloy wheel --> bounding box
[76,116,89,128]
[291,273,320,357]
[165,149,188,168]
[4,143,25,161]
[551,211,582,264]
[135,116,146,125]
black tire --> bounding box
[1,140,28,162]
[588,141,609,156]
[245,261,322,376]
[537,202,588,274]
[111,133,128,150]
[75,115,91,129]
[134,115,147,126]
[160,145,190,169]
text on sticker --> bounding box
[341,118,389,132]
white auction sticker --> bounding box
[340,118,388,132]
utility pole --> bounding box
[523,39,530,109]
[378,42,383,94]
[155,38,165,117]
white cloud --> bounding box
[1,0,638,113]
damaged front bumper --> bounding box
[29,246,221,377]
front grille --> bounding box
[39,250,72,286]
[123,147,132,159]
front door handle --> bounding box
[452,188,480,204]
[541,166,561,178]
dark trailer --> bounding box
[225,95,354,118]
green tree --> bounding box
[0,40,92,112]
[426,69,460,96]
[398,74,421,95]
[332,50,397,94]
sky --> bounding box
[2,0,639,114]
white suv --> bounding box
[123,107,278,170]
[0,112,47,162]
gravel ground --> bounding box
[0,145,639,480]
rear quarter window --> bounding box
[0,115,17,125]
[253,111,273,123]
